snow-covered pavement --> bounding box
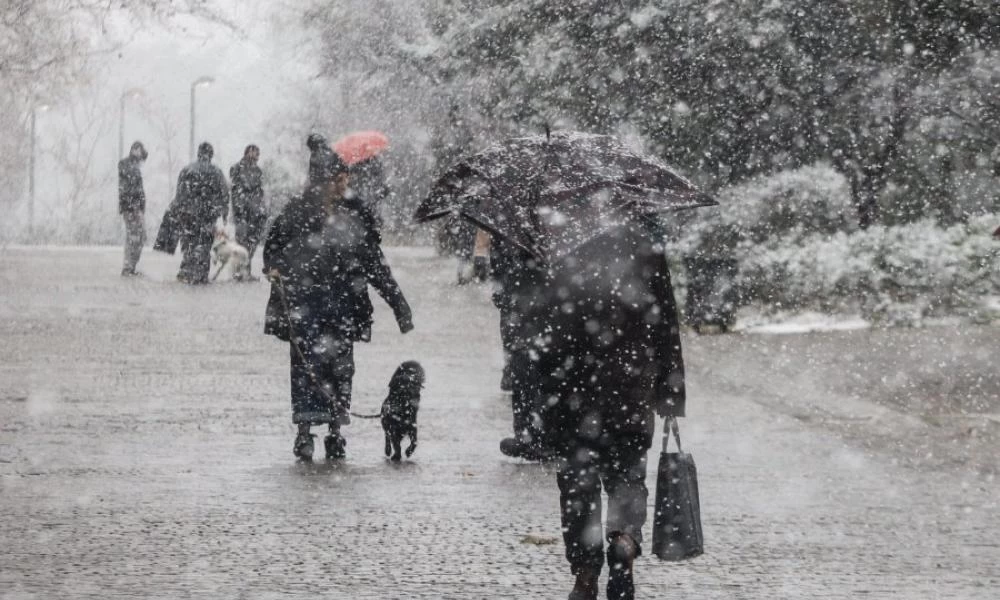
[1,246,997,598]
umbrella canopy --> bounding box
[415,131,716,262]
[333,131,390,166]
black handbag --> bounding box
[652,417,704,560]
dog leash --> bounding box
[273,274,381,420]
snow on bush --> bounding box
[665,163,1000,323]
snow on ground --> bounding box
[1,246,998,598]
[734,310,871,335]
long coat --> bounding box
[153,159,228,255]
[262,189,411,343]
[175,158,229,230]
[229,158,265,223]
[497,220,686,447]
[118,156,146,214]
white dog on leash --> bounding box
[210,230,252,282]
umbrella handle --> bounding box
[662,417,684,453]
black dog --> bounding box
[381,361,425,461]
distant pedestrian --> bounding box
[263,138,413,461]
[229,144,267,272]
[118,141,148,277]
[175,142,229,284]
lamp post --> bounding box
[118,87,145,159]
[189,76,215,161]
[28,103,50,236]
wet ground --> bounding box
[1,246,998,599]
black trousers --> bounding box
[557,431,650,574]
[178,226,214,284]
[289,334,355,425]
[508,349,541,441]
[235,213,267,262]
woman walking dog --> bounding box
[263,136,413,461]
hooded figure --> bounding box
[496,217,685,599]
[263,136,413,461]
[229,144,266,267]
[118,141,148,276]
[175,142,229,284]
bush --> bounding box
[664,163,1000,323]
[734,215,1000,321]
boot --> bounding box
[606,533,638,600]
[568,569,599,600]
[324,424,346,460]
[293,431,315,461]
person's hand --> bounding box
[397,314,414,334]
[267,268,281,281]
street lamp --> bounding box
[189,76,215,161]
[119,87,145,159]
[29,103,50,236]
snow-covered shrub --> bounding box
[665,163,999,322]
[667,163,855,259]
[732,215,1000,321]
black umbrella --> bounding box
[415,131,716,261]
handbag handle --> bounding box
[662,417,684,453]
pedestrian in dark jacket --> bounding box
[502,219,686,600]
[118,141,148,277]
[489,236,550,459]
[229,144,267,268]
[263,140,413,461]
[174,142,229,284]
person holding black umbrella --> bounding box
[416,131,704,600]
[263,136,413,461]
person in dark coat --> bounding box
[488,236,550,459]
[118,141,148,277]
[263,141,413,461]
[174,142,229,284]
[500,218,686,600]
[348,155,389,231]
[229,144,267,269]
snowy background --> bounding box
[2,0,998,323]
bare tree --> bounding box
[46,88,115,238]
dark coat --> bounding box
[262,189,412,343]
[174,158,229,230]
[118,156,146,214]
[496,220,686,445]
[229,158,265,223]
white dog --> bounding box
[210,230,252,282]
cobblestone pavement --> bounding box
[1,246,998,599]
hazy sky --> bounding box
[29,2,322,222]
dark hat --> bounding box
[308,140,348,184]
[197,142,214,160]
[306,133,327,151]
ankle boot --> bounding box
[606,533,638,600]
[568,569,599,600]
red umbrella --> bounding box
[333,131,390,166]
